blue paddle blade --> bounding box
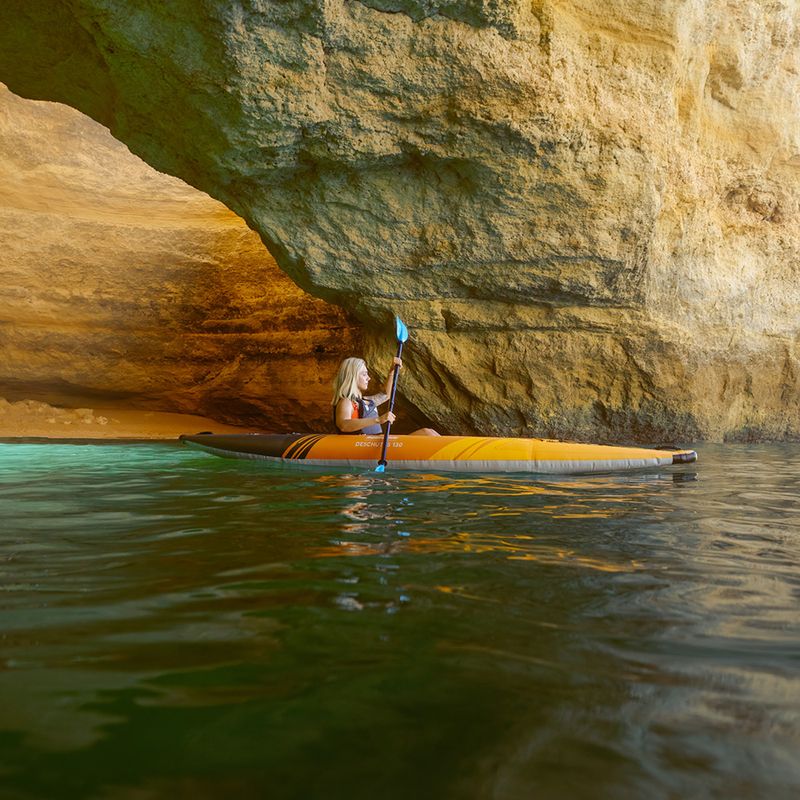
[375,463,385,473]
[395,316,409,343]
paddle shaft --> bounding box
[377,340,404,468]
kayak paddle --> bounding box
[376,316,409,472]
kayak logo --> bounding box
[354,440,404,448]
[282,434,327,459]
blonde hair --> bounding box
[331,357,366,406]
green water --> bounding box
[0,442,798,800]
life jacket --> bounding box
[333,397,382,435]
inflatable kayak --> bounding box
[179,433,697,474]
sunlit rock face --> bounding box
[0,84,359,431]
[1,1,799,441]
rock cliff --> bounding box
[1,1,798,440]
[0,83,359,432]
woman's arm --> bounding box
[335,397,395,433]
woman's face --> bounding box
[357,365,370,392]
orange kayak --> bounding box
[179,433,697,474]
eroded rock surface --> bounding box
[0,83,359,432]
[1,1,799,440]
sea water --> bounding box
[0,441,798,799]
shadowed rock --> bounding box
[0,84,360,432]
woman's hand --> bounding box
[379,411,396,425]
[391,357,403,369]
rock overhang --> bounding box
[0,0,798,441]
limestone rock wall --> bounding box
[1,1,798,441]
[0,83,360,432]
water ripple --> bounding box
[0,441,798,798]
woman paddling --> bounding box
[331,357,439,436]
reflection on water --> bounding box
[310,534,642,572]
[308,470,695,570]
[0,442,798,799]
